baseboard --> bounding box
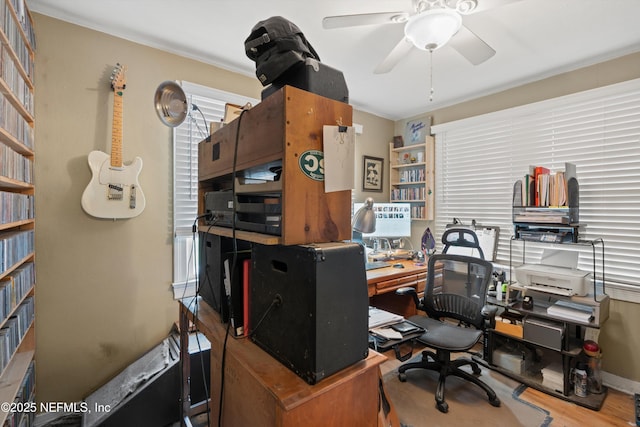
[172,281,197,300]
[603,371,640,395]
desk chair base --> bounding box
[398,349,501,413]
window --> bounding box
[432,78,640,301]
[172,81,257,298]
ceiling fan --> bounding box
[323,0,516,73]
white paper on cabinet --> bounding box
[323,125,355,192]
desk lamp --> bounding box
[352,197,376,264]
[352,197,376,235]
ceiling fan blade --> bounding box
[322,12,409,29]
[374,37,414,74]
[468,0,523,14]
[448,25,496,65]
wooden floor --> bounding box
[379,344,637,427]
[519,386,635,427]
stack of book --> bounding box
[515,162,576,208]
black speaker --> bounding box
[250,242,369,384]
[261,58,349,104]
[198,232,250,335]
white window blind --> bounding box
[172,81,257,296]
[432,78,640,294]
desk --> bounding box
[179,297,387,427]
[367,260,428,318]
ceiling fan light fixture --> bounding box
[453,0,478,14]
[404,8,462,51]
[391,14,409,23]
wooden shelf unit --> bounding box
[0,0,36,424]
[198,85,353,245]
[389,136,434,220]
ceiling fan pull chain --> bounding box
[429,48,434,102]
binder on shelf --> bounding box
[533,166,550,207]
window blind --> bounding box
[432,78,640,294]
[172,81,257,293]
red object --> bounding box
[583,340,600,356]
[243,258,251,337]
[534,166,550,206]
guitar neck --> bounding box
[111,89,124,168]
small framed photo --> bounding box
[363,155,384,192]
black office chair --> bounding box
[396,253,500,413]
[441,227,485,259]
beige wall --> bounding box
[352,110,394,205]
[33,14,263,402]
[33,12,639,403]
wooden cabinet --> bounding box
[191,88,390,425]
[389,136,434,220]
[0,0,36,425]
[198,85,353,245]
[180,299,386,427]
[366,260,430,318]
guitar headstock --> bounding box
[110,63,127,93]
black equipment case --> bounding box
[250,242,369,384]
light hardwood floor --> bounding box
[520,386,635,427]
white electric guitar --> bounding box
[81,64,145,219]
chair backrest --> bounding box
[423,253,492,329]
[441,227,485,260]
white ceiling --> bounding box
[27,0,640,121]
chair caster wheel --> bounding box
[436,401,449,413]
[489,397,501,407]
[471,364,481,375]
[398,373,407,382]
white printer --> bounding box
[515,264,591,296]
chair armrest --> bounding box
[396,287,421,310]
[481,304,498,329]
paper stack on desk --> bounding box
[547,300,593,323]
[368,306,403,329]
[541,361,564,392]
[370,327,403,340]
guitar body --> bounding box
[81,150,146,219]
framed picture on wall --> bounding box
[363,155,384,192]
[404,117,430,145]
